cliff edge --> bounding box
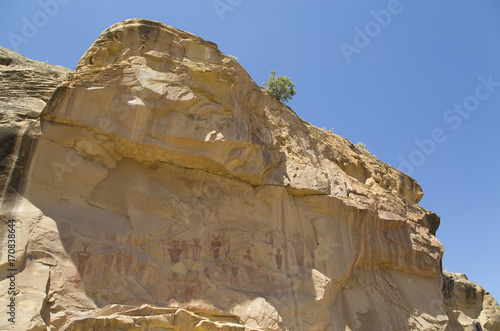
[0,19,498,331]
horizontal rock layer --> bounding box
[0,19,498,331]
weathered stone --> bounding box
[443,273,500,331]
[60,304,250,331]
[0,19,498,330]
[0,46,71,202]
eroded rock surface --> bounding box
[0,47,71,202]
[0,19,498,330]
[60,304,249,331]
[443,273,500,331]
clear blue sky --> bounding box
[2,1,499,301]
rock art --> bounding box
[0,19,498,330]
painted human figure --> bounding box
[167,240,182,264]
[167,240,188,280]
[60,222,71,231]
[221,263,229,282]
[246,266,255,284]
[135,244,149,282]
[204,266,211,280]
[231,264,239,287]
[94,254,114,277]
[291,233,305,268]
[115,250,123,274]
[275,248,283,271]
[143,269,158,289]
[211,234,223,260]
[184,286,194,302]
[266,232,277,246]
[224,238,231,261]
[305,237,316,268]
[191,238,202,260]
[244,249,253,262]
[181,240,189,258]
[61,234,76,253]
[76,243,91,277]
[75,243,91,287]
[184,270,201,302]
[243,249,256,284]
[122,252,133,274]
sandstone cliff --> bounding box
[0,47,71,203]
[0,19,498,330]
[443,273,500,331]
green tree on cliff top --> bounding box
[264,70,296,103]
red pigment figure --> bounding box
[291,233,305,268]
[211,234,223,260]
[191,238,202,260]
[181,240,189,258]
[275,248,283,271]
[115,250,123,274]
[75,243,91,287]
[244,249,256,284]
[231,265,239,287]
[76,243,91,276]
[167,240,182,264]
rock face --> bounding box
[443,273,500,331]
[0,47,71,203]
[0,19,498,330]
